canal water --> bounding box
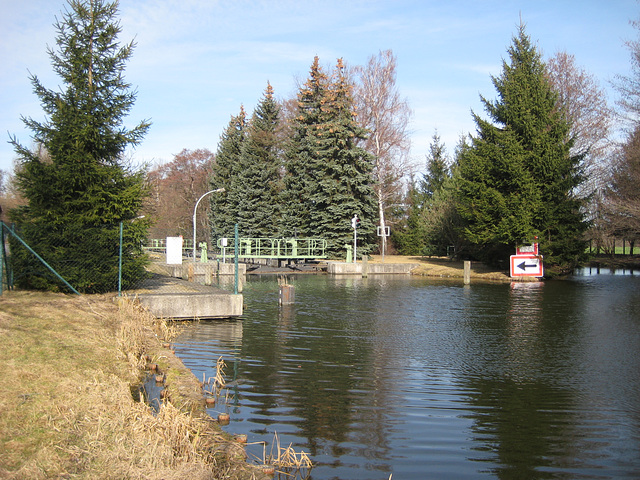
[173,270,640,479]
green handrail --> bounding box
[216,237,327,259]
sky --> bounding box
[1,0,638,175]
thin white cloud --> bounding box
[1,0,637,172]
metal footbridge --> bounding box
[217,237,327,260]
[146,237,327,260]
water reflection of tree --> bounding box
[459,281,588,478]
[238,276,395,468]
[464,378,580,479]
[277,283,378,454]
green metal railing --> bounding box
[217,237,327,259]
[144,237,327,260]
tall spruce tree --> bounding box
[209,107,246,241]
[9,0,150,292]
[395,132,452,256]
[283,57,376,256]
[235,84,282,237]
[311,59,376,255]
[456,24,588,274]
[422,132,450,199]
[282,56,329,238]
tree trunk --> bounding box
[378,194,386,259]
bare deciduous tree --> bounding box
[352,50,413,256]
[603,16,640,250]
[615,18,640,127]
[606,125,640,247]
[0,160,31,223]
[146,148,214,241]
[547,51,613,196]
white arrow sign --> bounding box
[510,254,544,277]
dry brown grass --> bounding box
[258,432,313,479]
[368,255,513,282]
[0,291,268,480]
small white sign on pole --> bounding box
[166,236,183,265]
[377,226,390,237]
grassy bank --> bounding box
[587,254,640,270]
[367,255,513,282]
[0,292,266,480]
[372,254,640,279]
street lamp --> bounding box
[193,188,225,262]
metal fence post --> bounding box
[234,223,239,295]
[118,221,123,296]
[0,223,4,295]
[1,222,80,295]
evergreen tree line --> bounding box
[7,0,639,293]
[208,57,377,258]
[395,25,590,276]
[208,25,597,275]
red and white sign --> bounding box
[516,243,539,255]
[510,254,544,277]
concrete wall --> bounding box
[161,262,247,279]
[138,292,243,319]
[327,261,419,275]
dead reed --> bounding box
[202,355,227,401]
[0,292,267,480]
[256,432,313,478]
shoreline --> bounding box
[3,255,636,477]
[0,291,269,480]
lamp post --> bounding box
[193,188,225,262]
[351,214,359,263]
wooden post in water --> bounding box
[280,285,295,305]
[464,260,471,285]
[362,255,369,278]
[279,276,295,305]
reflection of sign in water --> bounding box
[510,254,544,277]
[166,236,183,265]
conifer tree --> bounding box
[235,84,282,237]
[282,56,329,238]
[393,179,428,255]
[395,132,451,255]
[456,24,588,274]
[311,59,376,255]
[283,57,376,256]
[9,0,150,292]
[209,107,246,241]
[422,132,450,199]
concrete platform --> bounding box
[327,261,420,275]
[149,261,247,280]
[132,274,243,319]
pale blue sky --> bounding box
[1,0,638,174]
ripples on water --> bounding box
[174,272,640,479]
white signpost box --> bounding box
[351,214,359,263]
[166,236,184,265]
